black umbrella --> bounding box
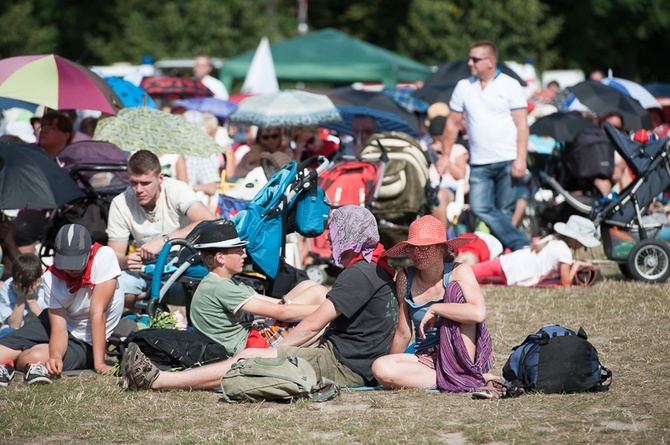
[424,60,527,87]
[412,83,457,105]
[0,140,83,209]
[530,112,600,142]
[567,80,651,131]
[329,87,421,135]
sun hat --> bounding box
[54,224,92,270]
[384,215,473,257]
[424,102,450,127]
[193,220,248,250]
[554,215,600,248]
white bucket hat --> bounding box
[554,215,600,248]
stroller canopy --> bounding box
[232,161,299,278]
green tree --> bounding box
[308,0,411,53]
[0,1,58,58]
[86,0,275,64]
[395,0,562,72]
[546,0,670,81]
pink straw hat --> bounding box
[384,215,473,257]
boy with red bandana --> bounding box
[0,224,123,386]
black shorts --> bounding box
[0,312,93,371]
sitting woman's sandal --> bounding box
[472,378,524,400]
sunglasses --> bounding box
[260,134,280,140]
[469,56,490,63]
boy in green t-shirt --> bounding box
[189,220,327,356]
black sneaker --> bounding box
[24,363,52,385]
[0,363,15,387]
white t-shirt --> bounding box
[499,235,573,286]
[108,177,200,248]
[45,246,124,344]
[449,72,527,165]
[200,74,229,100]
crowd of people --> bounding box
[0,40,666,396]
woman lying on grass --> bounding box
[372,216,500,394]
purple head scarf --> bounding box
[329,205,379,267]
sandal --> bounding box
[488,378,524,398]
[472,378,524,400]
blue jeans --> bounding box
[469,161,530,251]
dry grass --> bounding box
[1,264,669,445]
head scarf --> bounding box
[329,205,379,267]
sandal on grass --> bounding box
[472,378,524,400]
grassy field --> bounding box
[1,262,669,445]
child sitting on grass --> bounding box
[0,253,48,339]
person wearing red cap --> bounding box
[372,215,498,393]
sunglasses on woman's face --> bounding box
[260,134,280,140]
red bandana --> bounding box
[48,243,103,294]
[347,242,395,277]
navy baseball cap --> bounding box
[54,224,92,270]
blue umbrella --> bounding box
[103,77,158,109]
[322,105,418,137]
[172,97,238,120]
[644,82,670,98]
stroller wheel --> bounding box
[306,265,328,285]
[626,240,670,283]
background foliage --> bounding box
[0,0,668,81]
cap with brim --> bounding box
[54,224,92,270]
[193,220,248,250]
[384,215,473,257]
[554,215,600,248]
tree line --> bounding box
[0,0,667,83]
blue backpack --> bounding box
[502,325,612,394]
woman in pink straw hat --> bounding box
[372,215,499,393]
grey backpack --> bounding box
[219,356,340,403]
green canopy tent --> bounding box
[220,28,433,90]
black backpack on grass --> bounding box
[502,325,612,394]
[123,328,229,370]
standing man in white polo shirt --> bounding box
[437,40,530,251]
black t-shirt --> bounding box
[323,260,397,385]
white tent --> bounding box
[241,37,279,95]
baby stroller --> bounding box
[305,132,432,283]
[589,123,670,283]
[359,131,433,247]
[539,123,670,283]
[145,156,331,318]
[39,141,129,262]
